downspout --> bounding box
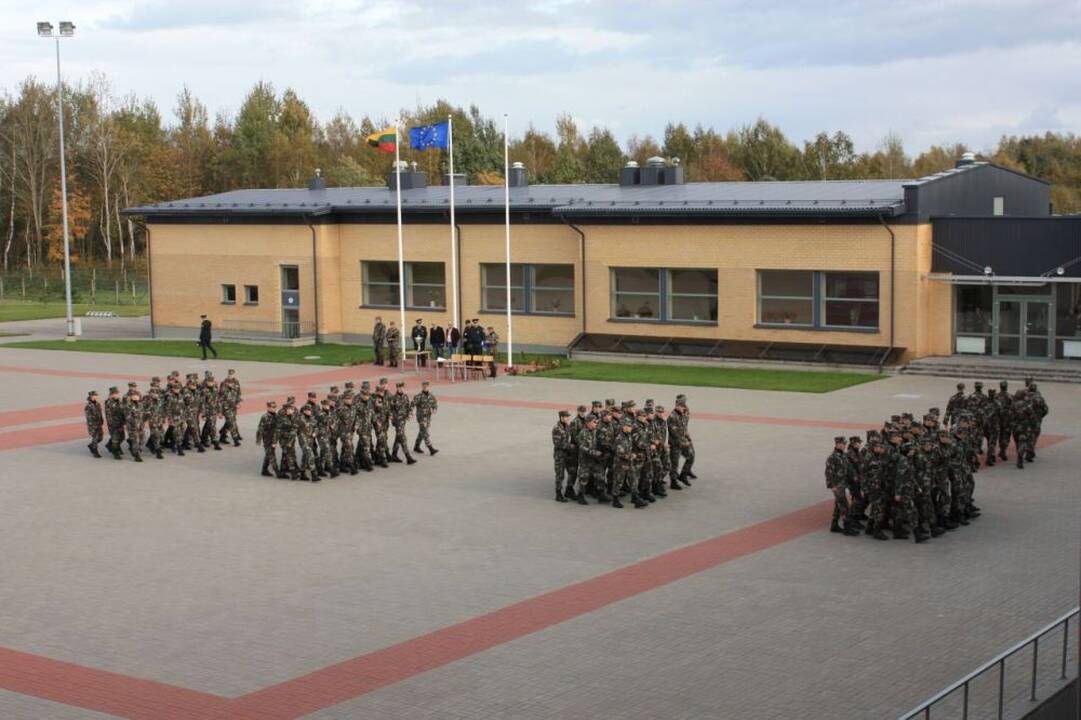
[454,221,463,326]
[561,216,587,355]
[878,213,896,372]
[145,224,155,339]
[306,214,320,343]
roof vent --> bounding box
[308,168,326,191]
[386,162,427,191]
[619,160,641,187]
[442,172,468,186]
[956,151,977,168]
[508,161,528,188]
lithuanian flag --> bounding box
[367,127,397,153]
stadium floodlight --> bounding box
[37,21,54,36]
[59,21,75,36]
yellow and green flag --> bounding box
[366,127,397,153]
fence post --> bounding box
[92,268,96,303]
[115,280,120,304]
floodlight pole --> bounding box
[40,22,75,339]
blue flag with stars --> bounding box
[408,121,450,150]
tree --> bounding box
[232,81,280,187]
[801,131,857,180]
[731,118,799,181]
[582,127,624,183]
[44,175,91,264]
[172,86,212,197]
[912,143,969,176]
[511,125,557,183]
[549,114,584,183]
[4,79,57,268]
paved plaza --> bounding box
[0,345,1077,719]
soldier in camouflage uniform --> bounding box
[1027,381,1048,460]
[386,321,401,367]
[552,410,574,502]
[844,436,865,526]
[316,398,339,478]
[933,430,958,530]
[892,442,926,541]
[123,391,146,462]
[612,419,647,508]
[944,425,971,526]
[355,388,378,470]
[863,440,890,540]
[915,435,944,537]
[412,381,439,455]
[84,390,104,458]
[276,404,299,479]
[634,409,656,503]
[165,384,188,456]
[183,378,205,452]
[104,386,126,460]
[389,382,417,464]
[199,377,223,451]
[574,416,605,505]
[944,382,966,428]
[995,380,1013,461]
[145,389,165,459]
[667,400,694,488]
[650,406,669,498]
[256,401,281,477]
[1011,389,1035,468]
[593,407,615,497]
[564,405,588,499]
[218,368,242,446]
[967,381,989,457]
[337,395,358,475]
[982,388,999,466]
[372,394,391,466]
[296,404,319,482]
[302,392,322,464]
[825,436,857,535]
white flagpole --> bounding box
[448,114,459,330]
[503,113,513,369]
[394,123,406,363]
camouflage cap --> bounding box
[266,400,277,408]
[834,436,846,444]
[900,442,916,453]
[929,407,941,415]
[956,382,965,390]
[558,410,571,417]
[128,381,138,388]
[307,392,317,398]
[88,390,98,397]
[1000,379,1009,387]
[204,370,213,379]
[421,380,430,387]
[974,381,983,388]
[890,414,901,422]
[1024,375,1034,384]
[301,404,312,412]
[591,400,602,407]
[286,395,296,403]
[655,405,665,412]
[620,400,634,409]
[227,368,236,375]
[938,429,950,437]
[1029,381,1038,390]
[320,398,330,405]
[361,380,371,388]
[345,381,355,388]
[284,404,295,412]
[644,398,654,406]
[604,398,616,407]
[396,381,406,387]
[675,393,687,402]
[378,377,388,384]
[109,386,119,394]
[901,412,914,420]
[150,376,161,383]
[848,435,861,443]
[330,385,339,392]
[577,405,587,412]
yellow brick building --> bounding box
[129,155,1071,365]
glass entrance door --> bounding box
[995,299,1052,359]
[1024,300,1051,358]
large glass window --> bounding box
[611,268,661,320]
[822,272,879,329]
[955,286,993,335]
[481,264,526,312]
[758,270,813,326]
[668,269,718,322]
[532,264,575,315]
[363,261,445,309]
[756,270,880,331]
[481,263,574,315]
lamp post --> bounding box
[37,20,76,339]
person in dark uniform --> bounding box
[411,318,428,367]
[198,315,217,360]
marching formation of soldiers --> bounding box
[552,394,696,508]
[824,377,1050,542]
[255,377,439,482]
[83,369,243,461]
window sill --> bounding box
[478,309,575,318]
[243,302,259,306]
[221,301,236,305]
[754,323,879,334]
[360,304,447,312]
[608,318,718,327]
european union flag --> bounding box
[408,121,450,150]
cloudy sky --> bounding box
[3,0,1079,153]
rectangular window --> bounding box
[993,196,1005,216]
[481,263,527,312]
[668,268,718,322]
[821,272,879,329]
[531,264,574,315]
[756,270,879,331]
[221,284,236,304]
[758,270,814,326]
[362,261,445,310]
[244,285,259,305]
[611,267,661,320]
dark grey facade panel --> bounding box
[908,164,1050,221]
[931,217,1081,277]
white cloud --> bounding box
[0,0,1077,155]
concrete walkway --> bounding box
[0,346,1076,719]
[0,315,151,343]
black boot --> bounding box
[389,452,402,463]
[611,495,623,508]
[428,448,439,456]
[669,478,683,490]
[155,449,164,460]
[576,493,588,505]
[413,441,423,454]
[686,470,698,480]
[556,489,567,503]
[931,525,945,538]
[632,495,648,508]
[564,486,578,500]
[914,531,929,543]
[233,438,241,447]
[261,460,274,477]
[212,441,222,451]
[843,524,860,536]
[89,443,101,458]
[1016,457,1024,469]
[830,520,844,534]
[197,443,206,453]
[406,454,417,465]
[678,472,692,487]
[652,480,667,498]
[177,448,185,457]
[133,452,143,463]
[873,529,889,540]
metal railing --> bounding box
[899,607,1078,720]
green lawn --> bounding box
[0,303,149,322]
[6,339,373,366]
[529,359,881,393]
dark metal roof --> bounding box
[125,179,910,219]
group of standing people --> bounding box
[824,377,1050,542]
[255,378,439,482]
[84,369,243,461]
[552,395,696,508]
[373,317,499,377]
